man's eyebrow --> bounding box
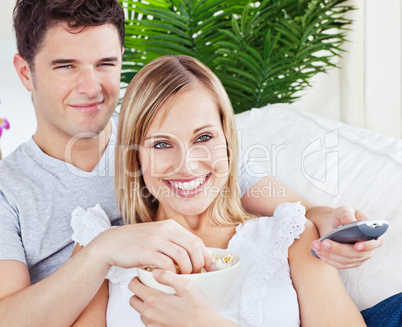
[50,57,119,66]
[99,56,119,62]
[50,59,78,66]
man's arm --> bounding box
[240,176,383,268]
[0,245,109,327]
[0,220,214,326]
[70,245,108,327]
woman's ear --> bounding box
[13,53,34,92]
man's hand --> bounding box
[91,219,214,274]
[310,206,384,269]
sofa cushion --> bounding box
[235,104,402,310]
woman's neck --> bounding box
[155,206,210,233]
[155,206,237,249]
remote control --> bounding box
[311,219,389,259]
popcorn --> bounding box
[141,265,181,274]
[140,251,235,274]
[207,252,235,272]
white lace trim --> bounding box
[220,202,306,326]
[71,203,111,246]
[70,204,140,287]
[107,266,138,289]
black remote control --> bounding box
[311,219,389,259]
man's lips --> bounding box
[70,101,103,113]
[164,173,211,194]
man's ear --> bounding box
[13,53,34,92]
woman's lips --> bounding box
[164,173,211,198]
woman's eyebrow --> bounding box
[144,134,173,141]
[144,125,219,141]
[193,124,218,134]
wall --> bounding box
[0,0,36,157]
[292,0,402,139]
[0,0,400,158]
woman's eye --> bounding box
[154,142,171,149]
[196,134,211,143]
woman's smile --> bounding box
[164,173,211,197]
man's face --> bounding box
[28,23,122,140]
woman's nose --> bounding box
[182,145,210,175]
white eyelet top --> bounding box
[71,202,306,327]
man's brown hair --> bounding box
[13,0,125,69]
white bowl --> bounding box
[136,247,241,311]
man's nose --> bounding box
[76,68,101,97]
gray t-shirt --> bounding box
[0,115,265,284]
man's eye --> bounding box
[154,142,171,149]
[99,63,116,67]
[55,65,72,70]
[196,134,211,143]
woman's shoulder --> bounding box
[228,202,307,261]
[240,202,306,234]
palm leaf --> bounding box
[119,0,354,113]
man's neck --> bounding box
[33,121,112,172]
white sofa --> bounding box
[235,104,402,311]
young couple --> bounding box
[0,0,381,325]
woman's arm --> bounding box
[288,220,366,326]
[240,176,382,268]
[70,244,108,327]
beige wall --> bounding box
[0,1,36,157]
[0,0,15,39]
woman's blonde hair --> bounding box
[115,55,254,226]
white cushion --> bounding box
[235,104,402,311]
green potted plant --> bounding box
[120,0,353,113]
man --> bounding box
[0,0,381,325]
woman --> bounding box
[72,55,365,326]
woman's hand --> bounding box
[310,206,384,269]
[241,176,383,269]
[91,219,215,274]
[128,270,238,327]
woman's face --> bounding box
[139,85,229,219]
